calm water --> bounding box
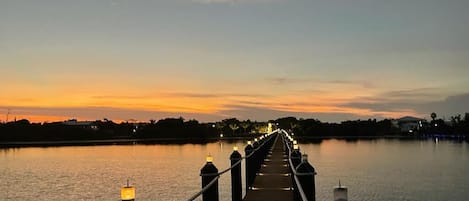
[1,138,468,201]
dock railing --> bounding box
[187,130,278,201]
[281,129,317,201]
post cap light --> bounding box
[206,154,213,162]
[233,146,238,151]
[254,138,258,142]
[247,141,252,145]
[293,140,298,145]
[293,144,299,150]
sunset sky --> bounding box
[1,0,469,122]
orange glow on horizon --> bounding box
[0,83,421,123]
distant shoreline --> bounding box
[0,137,249,148]
[2,135,466,148]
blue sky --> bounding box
[1,0,469,122]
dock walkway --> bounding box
[243,135,292,201]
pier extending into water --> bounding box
[186,129,320,201]
[243,132,292,201]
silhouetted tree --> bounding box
[240,122,249,134]
[229,123,239,135]
[431,112,437,121]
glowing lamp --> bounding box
[233,146,238,151]
[121,180,135,201]
[206,154,213,163]
[293,144,299,150]
[220,134,224,138]
[254,138,258,142]
[247,141,252,145]
[293,140,297,145]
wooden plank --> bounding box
[243,135,293,201]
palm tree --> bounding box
[240,122,249,134]
[229,123,239,135]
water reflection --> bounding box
[1,139,468,201]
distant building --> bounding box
[267,123,273,133]
[394,116,426,133]
[63,119,98,130]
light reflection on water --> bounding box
[1,139,468,201]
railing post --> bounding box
[230,147,242,201]
[252,138,261,173]
[200,155,219,201]
[296,154,316,201]
[334,181,348,201]
[290,148,302,169]
[290,146,302,201]
[245,141,254,191]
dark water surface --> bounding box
[1,138,468,201]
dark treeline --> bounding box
[0,118,217,142]
[0,119,139,142]
[1,113,469,143]
[0,117,267,142]
[275,117,400,137]
[419,113,469,136]
[274,114,469,137]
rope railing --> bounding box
[186,175,220,201]
[186,130,278,201]
[281,130,311,201]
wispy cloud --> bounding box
[92,92,268,100]
[164,92,269,98]
[326,80,374,89]
[265,76,374,89]
[216,104,409,122]
[0,106,226,122]
[265,77,309,85]
[341,89,469,118]
[192,0,279,4]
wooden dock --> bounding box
[243,135,293,201]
